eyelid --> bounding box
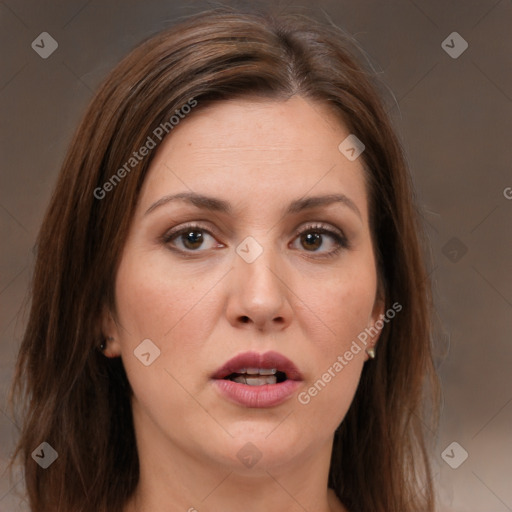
[293,221,346,241]
[162,221,214,236]
[160,220,349,255]
[160,221,222,246]
[291,222,350,257]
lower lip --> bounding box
[212,379,302,408]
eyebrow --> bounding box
[144,191,362,220]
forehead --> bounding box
[138,96,369,221]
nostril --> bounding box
[240,316,250,323]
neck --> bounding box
[124,412,347,512]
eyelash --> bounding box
[161,222,349,258]
[293,223,349,258]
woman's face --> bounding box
[104,96,383,473]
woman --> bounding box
[10,7,439,512]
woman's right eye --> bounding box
[162,225,223,253]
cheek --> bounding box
[112,254,220,423]
[114,251,213,340]
[294,262,376,430]
[298,355,363,437]
[113,251,226,385]
[304,261,378,353]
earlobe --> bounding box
[365,297,385,361]
[102,337,122,358]
[372,287,386,320]
[100,306,122,357]
[101,305,114,336]
[370,296,385,331]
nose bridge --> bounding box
[228,234,292,329]
[236,236,283,299]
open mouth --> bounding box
[212,351,302,408]
[212,350,302,384]
[223,368,288,386]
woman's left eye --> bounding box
[290,224,348,257]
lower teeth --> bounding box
[232,375,277,386]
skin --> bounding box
[102,96,384,512]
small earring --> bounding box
[366,347,376,359]
[99,336,113,351]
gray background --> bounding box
[1,1,511,511]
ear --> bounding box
[365,295,385,361]
[100,304,123,358]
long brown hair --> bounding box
[10,7,439,512]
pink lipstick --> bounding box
[211,351,303,408]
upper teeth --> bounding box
[233,375,276,386]
[237,368,277,375]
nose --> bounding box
[225,244,293,332]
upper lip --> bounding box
[212,351,303,381]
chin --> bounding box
[207,425,312,472]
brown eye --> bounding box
[300,232,322,251]
[163,225,222,253]
[291,224,349,258]
[181,230,204,250]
